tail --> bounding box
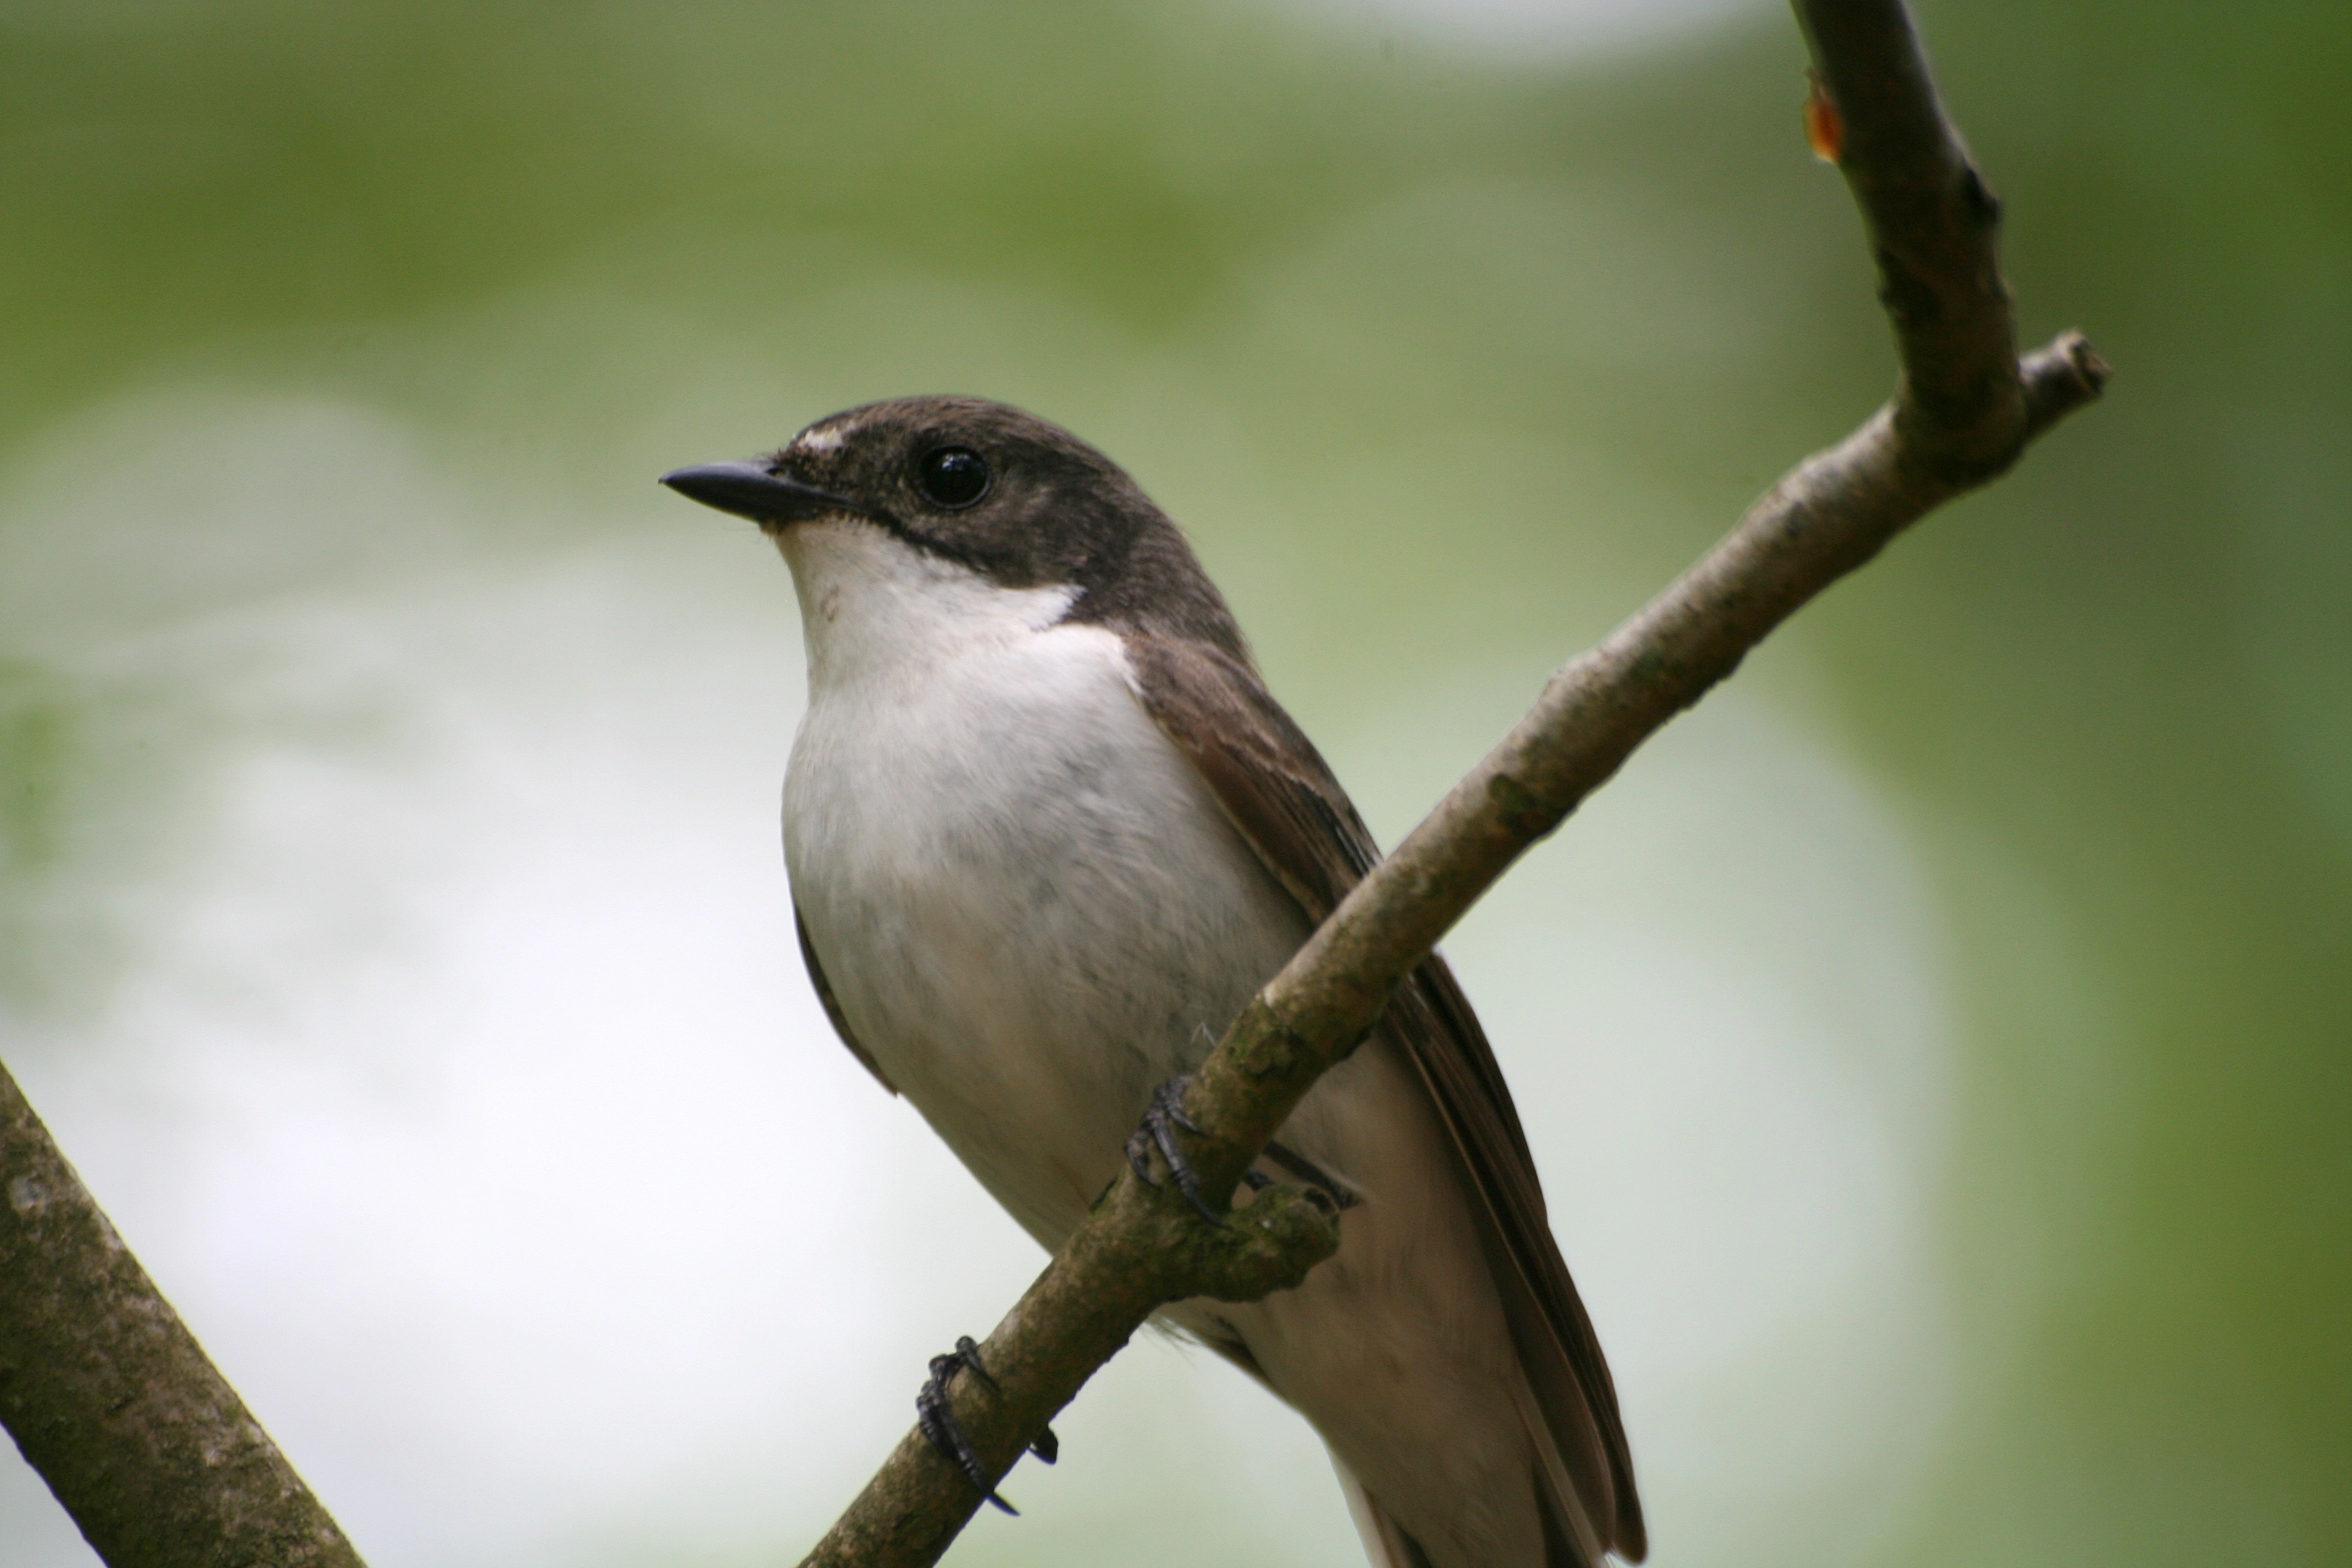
[1335,1402,1618,1568]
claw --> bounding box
[1260,1139,1362,1210]
[918,1345,1014,1514]
[947,1337,1059,1463]
[915,1337,1058,1515]
[951,1335,996,1392]
[1124,1075,1222,1226]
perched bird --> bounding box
[662,397,1642,1568]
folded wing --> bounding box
[1123,633,1645,1567]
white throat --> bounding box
[774,514,1310,1254]
[776,519,1080,693]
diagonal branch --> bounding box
[796,3,2106,1564]
[0,1058,366,1568]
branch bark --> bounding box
[0,1058,365,1567]
[798,2,2107,1565]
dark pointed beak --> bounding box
[659,461,862,526]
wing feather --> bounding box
[1124,633,1644,1564]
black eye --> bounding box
[916,446,990,509]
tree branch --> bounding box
[796,2,2106,1565]
[0,1058,366,1567]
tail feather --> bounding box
[1508,1358,1610,1568]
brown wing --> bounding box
[1124,633,1645,1566]
[797,907,898,1096]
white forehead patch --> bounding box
[792,422,848,455]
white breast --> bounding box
[772,522,1568,1567]
[777,520,1310,1247]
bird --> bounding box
[661,395,1642,1568]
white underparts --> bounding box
[780,519,1296,1241]
[775,518,1565,1568]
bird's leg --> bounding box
[1124,1074,1223,1225]
[915,1335,1058,1516]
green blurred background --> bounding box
[1,1,2345,1565]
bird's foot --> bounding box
[1124,1074,1222,1225]
[1259,1139,1362,1211]
[915,1336,1057,1516]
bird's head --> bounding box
[662,395,1245,658]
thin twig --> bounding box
[0,1059,365,1568]
[794,2,2105,1564]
